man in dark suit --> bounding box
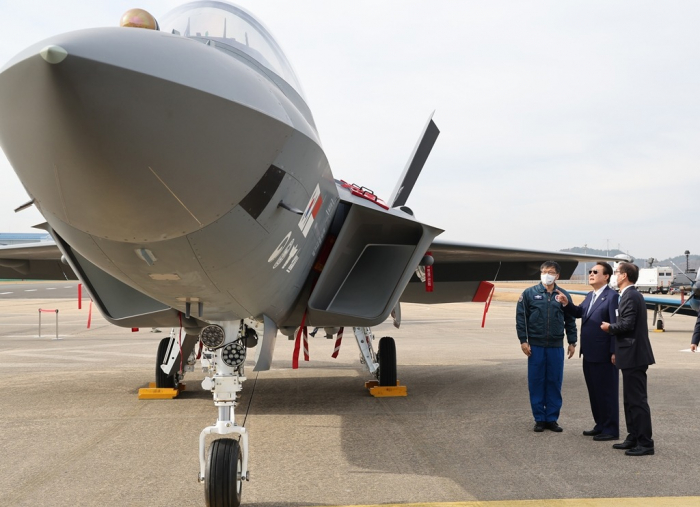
[690,311,700,352]
[556,262,619,441]
[601,262,656,456]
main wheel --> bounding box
[377,337,397,387]
[205,438,242,507]
[155,337,176,389]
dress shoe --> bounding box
[582,429,602,436]
[534,422,545,432]
[613,440,637,450]
[593,433,617,441]
[625,446,655,456]
[545,421,563,432]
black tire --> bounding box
[205,438,242,507]
[155,337,176,389]
[377,337,397,387]
[656,319,664,331]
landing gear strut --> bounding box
[353,327,398,386]
[652,304,665,332]
[198,321,255,507]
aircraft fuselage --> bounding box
[0,26,339,325]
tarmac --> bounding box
[1,281,699,507]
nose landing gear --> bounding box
[198,321,254,507]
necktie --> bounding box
[587,293,597,315]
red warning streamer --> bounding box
[473,281,495,328]
[331,327,344,358]
[303,327,310,362]
[425,251,434,292]
[292,310,308,369]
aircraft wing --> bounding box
[401,239,610,304]
[641,294,697,317]
[0,240,77,280]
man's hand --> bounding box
[555,289,568,306]
[521,342,531,357]
[611,353,616,365]
[691,344,697,353]
[601,321,611,332]
[567,343,575,359]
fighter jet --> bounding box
[0,2,611,506]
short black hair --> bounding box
[618,262,639,284]
[596,261,613,282]
[540,261,561,274]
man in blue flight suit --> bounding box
[556,262,619,441]
[516,261,577,432]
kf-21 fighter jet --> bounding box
[0,2,610,506]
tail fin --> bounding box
[388,111,440,208]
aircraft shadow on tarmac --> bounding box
[165,359,700,502]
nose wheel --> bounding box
[205,438,242,507]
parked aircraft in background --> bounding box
[0,2,610,506]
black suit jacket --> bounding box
[692,312,700,346]
[607,286,655,370]
[564,285,618,362]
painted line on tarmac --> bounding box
[318,499,700,507]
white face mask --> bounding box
[609,274,618,289]
[541,273,556,286]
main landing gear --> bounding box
[353,328,404,395]
[651,304,665,332]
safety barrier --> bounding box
[38,308,60,340]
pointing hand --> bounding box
[555,289,568,306]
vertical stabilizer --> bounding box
[389,112,440,208]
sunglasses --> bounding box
[588,269,600,275]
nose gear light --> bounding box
[200,324,225,349]
[221,340,246,368]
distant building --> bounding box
[0,232,51,245]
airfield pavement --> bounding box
[1,281,700,507]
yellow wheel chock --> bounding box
[365,380,407,397]
[138,382,185,400]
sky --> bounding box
[0,0,698,260]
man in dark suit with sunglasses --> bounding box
[556,262,619,441]
[601,262,656,456]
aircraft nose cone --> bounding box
[0,27,295,242]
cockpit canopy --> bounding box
[160,1,304,97]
